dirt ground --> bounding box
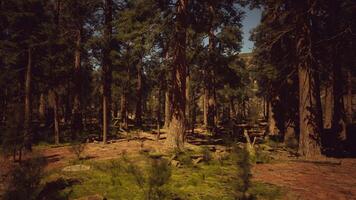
[1,131,356,200]
[252,158,356,200]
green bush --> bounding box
[232,145,254,200]
[4,156,47,200]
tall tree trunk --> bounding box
[205,13,216,132]
[135,63,143,128]
[164,89,171,129]
[72,29,83,139]
[324,83,333,129]
[102,0,113,144]
[167,0,188,149]
[24,47,33,150]
[297,1,323,158]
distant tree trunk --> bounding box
[191,88,196,134]
[135,63,143,128]
[102,0,113,144]
[331,61,347,140]
[203,88,208,127]
[267,100,279,136]
[49,90,60,144]
[120,91,128,130]
[156,87,162,140]
[284,120,297,146]
[167,0,188,149]
[39,93,46,123]
[24,47,33,150]
[324,83,333,129]
[205,16,216,132]
[345,69,352,124]
[164,89,171,129]
[186,71,191,133]
[72,29,83,139]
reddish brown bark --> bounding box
[167,0,189,149]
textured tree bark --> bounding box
[167,0,188,149]
[297,0,323,158]
[102,0,113,144]
[24,47,33,150]
[135,63,143,128]
[298,64,322,158]
[164,89,171,129]
[72,29,83,139]
[323,84,333,129]
[267,100,279,136]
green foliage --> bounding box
[232,145,253,200]
[4,156,47,200]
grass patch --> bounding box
[41,147,284,200]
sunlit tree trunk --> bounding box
[323,83,333,129]
[167,0,188,149]
[24,47,33,150]
[164,89,171,129]
[102,0,113,144]
[267,99,278,136]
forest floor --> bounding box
[1,129,356,199]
